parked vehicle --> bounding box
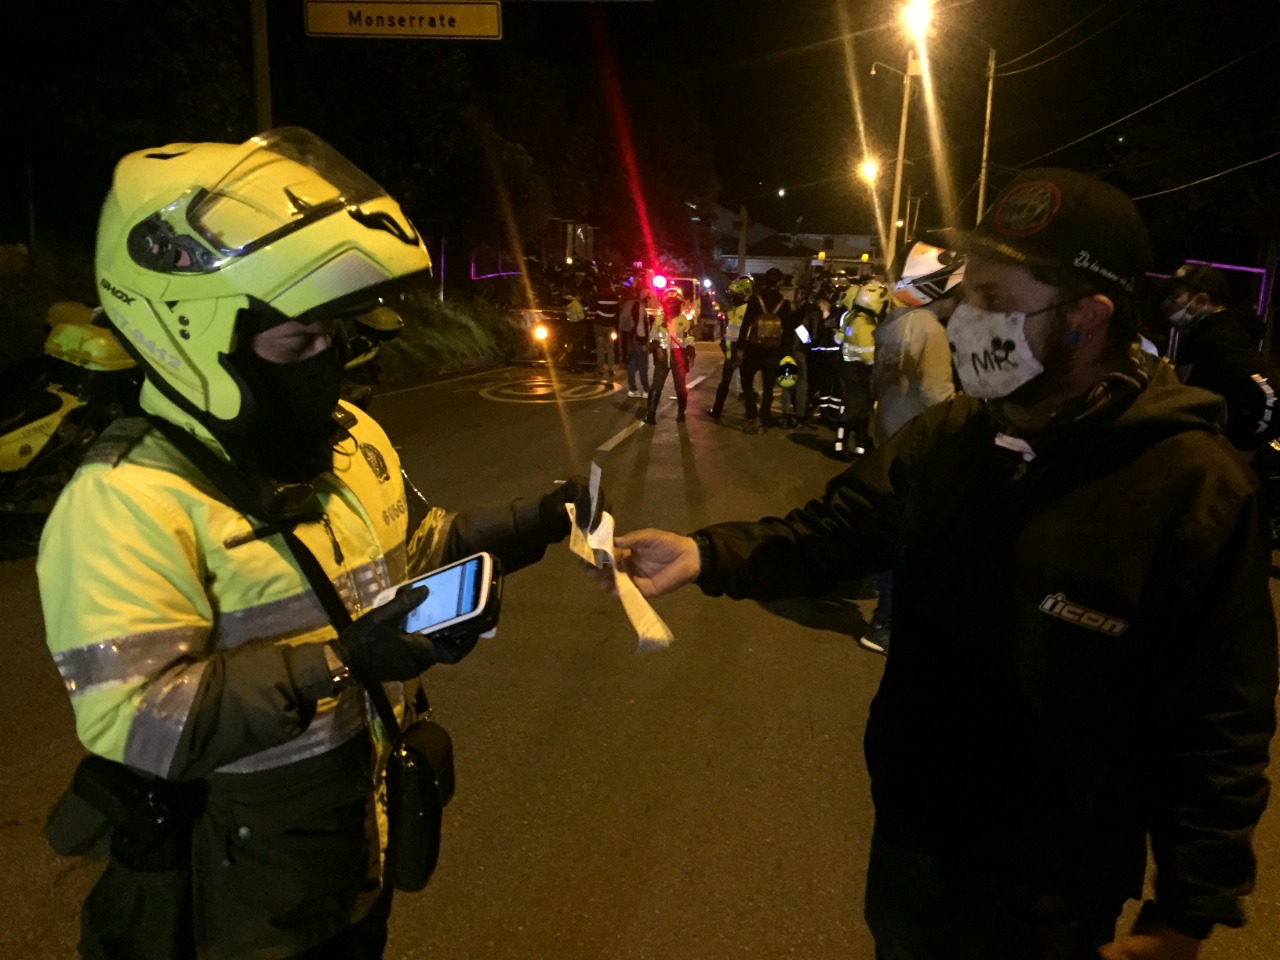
[0,303,141,558]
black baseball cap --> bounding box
[959,168,1152,293]
[1160,262,1231,303]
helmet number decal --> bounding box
[106,297,183,371]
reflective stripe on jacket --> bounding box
[40,401,424,781]
[724,303,747,343]
[835,311,877,364]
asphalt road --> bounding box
[2,357,1278,959]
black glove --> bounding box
[537,475,608,541]
[331,587,480,683]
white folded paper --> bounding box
[566,499,675,653]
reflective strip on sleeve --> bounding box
[122,660,209,777]
[215,593,330,649]
[213,689,369,774]
[214,558,390,649]
[384,543,408,586]
[350,557,393,609]
[52,626,207,695]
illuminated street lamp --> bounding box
[858,158,880,183]
[902,0,932,41]
[777,187,787,198]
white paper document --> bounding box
[565,474,675,652]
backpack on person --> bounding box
[749,295,784,349]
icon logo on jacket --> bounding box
[360,443,391,483]
[1039,593,1129,636]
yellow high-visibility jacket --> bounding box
[835,310,877,365]
[39,395,551,957]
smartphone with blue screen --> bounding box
[374,552,502,639]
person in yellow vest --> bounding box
[832,279,888,459]
[562,279,590,373]
[707,274,753,421]
[644,285,695,425]
[39,129,598,960]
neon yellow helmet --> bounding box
[95,127,432,431]
[728,275,754,304]
[777,355,799,389]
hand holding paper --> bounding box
[564,463,675,652]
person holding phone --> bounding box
[38,128,601,960]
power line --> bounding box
[1132,149,1280,200]
[1017,35,1280,166]
[997,0,1117,68]
[997,0,1150,77]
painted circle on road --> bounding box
[480,377,622,404]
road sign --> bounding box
[304,1,502,40]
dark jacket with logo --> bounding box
[693,352,1276,938]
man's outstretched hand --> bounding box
[613,529,701,598]
[1098,929,1201,960]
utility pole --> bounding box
[250,0,272,132]
[976,47,996,226]
[737,204,748,277]
[887,49,921,269]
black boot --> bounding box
[644,393,658,425]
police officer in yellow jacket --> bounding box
[832,279,888,458]
[39,129,596,960]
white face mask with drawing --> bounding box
[946,303,1045,399]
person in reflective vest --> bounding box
[40,128,600,960]
[708,274,753,421]
[644,286,695,425]
[832,279,888,458]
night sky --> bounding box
[3,0,1278,272]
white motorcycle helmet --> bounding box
[852,278,890,317]
[892,240,965,308]
[95,127,432,432]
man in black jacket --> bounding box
[616,168,1276,960]
[1162,262,1276,451]
[736,267,791,431]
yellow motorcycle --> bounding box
[0,303,140,557]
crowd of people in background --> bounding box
[537,239,1277,665]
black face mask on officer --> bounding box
[238,343,345,483]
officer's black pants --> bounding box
[838,362,873,445]
[646,347,688,419]
[287,884,393,959]
[710,345,742,417]
[740,347,781,424]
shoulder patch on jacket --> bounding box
[360,442,391,482]
[79,417,152,469]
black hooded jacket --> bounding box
[694,353,1276,938]
[1171,305,1275,450]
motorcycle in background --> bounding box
[0,303,141,558]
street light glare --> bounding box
[902,0,932,41]
[858,159,880,183]
[777,188,786,198]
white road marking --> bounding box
[596,420,648,452]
